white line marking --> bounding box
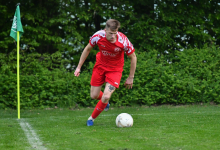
[18,119,47,150]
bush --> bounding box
[113,45,220,106]
[1,46,220,109]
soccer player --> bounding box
[74,19,137,126]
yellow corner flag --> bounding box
[10,4,24,119]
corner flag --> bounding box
[10,4,24,119]
[10,5,24,41]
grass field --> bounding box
[1,104,220,150]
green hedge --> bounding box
[1,46,220,109]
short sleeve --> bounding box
[124,37,135,56]
[89,30,105,47]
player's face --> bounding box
[105,28,118,42]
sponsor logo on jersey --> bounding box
[102,51,117,57]
[114,82,118,85]
[101,45,105,47]
[114,47,121,52]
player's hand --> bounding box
[74,67,81,77]
[124,77,134,89]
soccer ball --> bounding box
[116,113,133,127]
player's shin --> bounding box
[91,100,108,119]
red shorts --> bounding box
[90,65,122,88]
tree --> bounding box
[0,0,220,69]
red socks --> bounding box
[91,100,108,119]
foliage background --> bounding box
[0,0,220,109]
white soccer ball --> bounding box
[116,113,133,128]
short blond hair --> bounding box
[105,19,120,31]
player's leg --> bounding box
[102,82,114,111]
[87,65,105,126]
[89,64,110,109]
[87,82,116,126]
[90,85,102,100]
[90,85,109,110]
[101,82,116,103]
[103,71,122,111]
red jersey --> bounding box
[89,30,135,72]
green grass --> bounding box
[1,104,220,150]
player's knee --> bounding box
[102,94,111,102]
[90,93,99,99]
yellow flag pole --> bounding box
[17,31,20,119]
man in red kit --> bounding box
[74,19,137,126]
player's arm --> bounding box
[127,52,137,78]
[124,52,137,89]
[74,43,93,77]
